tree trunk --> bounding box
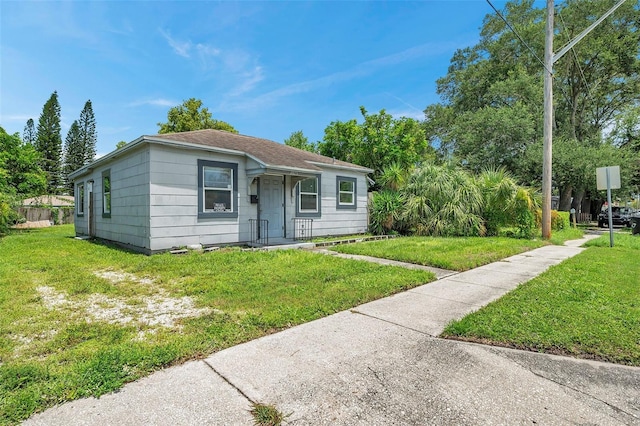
[591,199,605,221]
[559,185,573,211]
[571,188,585,214]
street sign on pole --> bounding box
[596,166,620,191]
[596,166,620,247]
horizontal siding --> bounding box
[74,145,151,250]
[286,169,369,238]
[75,142,370,252]
[148,145,255,251]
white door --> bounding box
[260,176,284,238]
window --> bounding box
[296,175,321,218]
[336,176,357,210]
[76,183,84,216]
[198,160,238,219]
[102,170,111,218]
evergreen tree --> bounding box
[35,91,63,193]
[77,100,97,164]
[63,121,83,192]
[23,119,36,145]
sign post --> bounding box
[596,166,621,247]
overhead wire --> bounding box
[485,0,551,75]
[557,9,593,100]
[484,0,575,109]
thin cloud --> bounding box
[128,99,178,108]
[225,40,460,111]
[101,126,132,135]
[388,110,425,121]
[159,29,192,58]
[159,29,222,64]
[385,93,425,119]
[227,66,265,97]
[195,43,221,57]
[1,114,35,122]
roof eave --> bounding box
[305,161,373,174]
[68,136,147,180]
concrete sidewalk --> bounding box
[25,235,640,425]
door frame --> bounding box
[87,180,95,237]
[258,175,285,238]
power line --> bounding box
[557,9,593,100]
[485,0,576,110]
[485,0,552,75]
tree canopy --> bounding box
[284,130,316,152]
[157,98,238,134]
[0,127,47,197]
[424,0,640,210]
[318,106,433,187]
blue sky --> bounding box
[2,1,515,157]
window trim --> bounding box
[296,175,321,218]
[76,182,85,217]
[336,176,357,210]
[102,170,111,218]
[197,160,239,219]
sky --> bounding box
[1,0,520,157]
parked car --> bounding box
[598,207,636,227]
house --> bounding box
[69,129,373,254]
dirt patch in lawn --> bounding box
[37,270,213,329]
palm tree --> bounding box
[476,168,539,237]
[403,164,485,236]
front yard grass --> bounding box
[0,225,434,424]
[442,232,640,366]
[329,236,548,271]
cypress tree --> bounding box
[35,91,63,193]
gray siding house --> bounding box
[69,129,372,254]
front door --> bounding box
[260,176,284,238]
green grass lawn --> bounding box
[547,227,585,245]
[442,232,640,366]
[0,225,435,424]
[329,236,548,271]
[329,228,585,271]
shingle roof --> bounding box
[147,129,371,173]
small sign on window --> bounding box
[213,203,226,212]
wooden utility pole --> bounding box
[542,0,554,240]
[540,0,627,240]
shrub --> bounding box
[513,188,537,238]
[369,190,404,235]
[535,209,567,231]
[0,192,19,235]
[402,164,485,237]
[555,211,570,230]
[476,168,538,238]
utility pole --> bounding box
[542,0,554,240]
[540,0,627,240]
